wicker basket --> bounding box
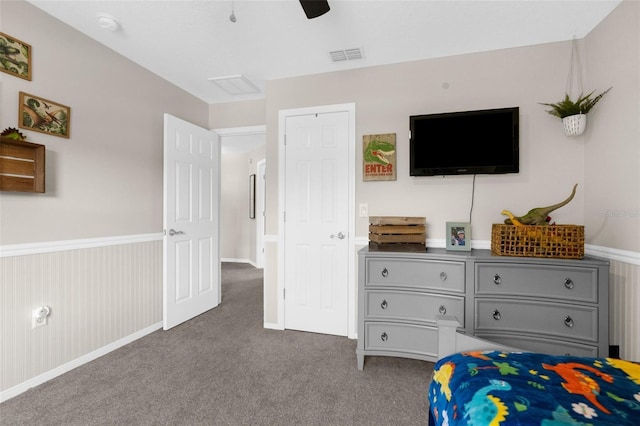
[491,224,585,259]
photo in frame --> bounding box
[363,133,396,181]
[19,91,71,138]
[249,174,256,219]
[446,222,471,251]
[0,32,31,80]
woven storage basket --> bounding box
[491,224,585,259]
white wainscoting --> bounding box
[0,235,163,401]
[1,235,638,402]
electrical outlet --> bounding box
[32,307,49,329]
[359,203,368,218]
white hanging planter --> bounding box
[562,114,587,136]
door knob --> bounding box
[168,229,184,236]
[330,232,345,239]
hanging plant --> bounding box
[540,88,611,136]
[540,88,612,118]
[540,37,611,136]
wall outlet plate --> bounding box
[32,307,48,329]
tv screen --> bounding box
[410,107,519,176]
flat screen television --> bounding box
[410,107,519,176]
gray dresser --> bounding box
[356,247,609,370]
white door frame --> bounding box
[213,124,266,267]
[255,158,266,268]
[277,103,356,339]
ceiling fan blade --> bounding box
[299,0,330,19]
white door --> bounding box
[284,111,350,336]
[255,159,266,268]
[163,114,220,330]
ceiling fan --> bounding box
[299,0,330,19]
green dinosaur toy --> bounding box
[364,139,395,165]
[503,183,578,226]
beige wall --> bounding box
[256,1,639,355]
[0,0,209,245]
[209,99,266,129]
[265,42,591,240]
[0,0,207,397]
[584,0,640,250]
[2,0,638,397]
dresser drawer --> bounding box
[365,290,464,325]
[476,263,598,303]
[366,258,464,292]
[475,299,597,342]
[364,322,437,357]
[474,333,599,357]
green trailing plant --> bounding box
[540,87,612,118]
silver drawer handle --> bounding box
[564,315,574,328]
[492,309,501,320]
[381,299,388,310]
[564,278,575,290]
[381,332,388,342]
[381,267,389,278]
[440,272,447,281]
[439,305,447,315]
[493,274,502,285]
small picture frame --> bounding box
[446,222,471,251]
[19,91,71,138]
[0,32,32,80]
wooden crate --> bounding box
[0,137,45,193]
[369,216,426,251]
[491,223,584,259]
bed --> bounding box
[429,316,640,425]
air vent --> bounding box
[208,75,260,95]
[329,47,364,63]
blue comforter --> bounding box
[428,351,640,425]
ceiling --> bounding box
[27,0,621,104]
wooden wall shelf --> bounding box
[0,137,45,193]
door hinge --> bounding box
[283,288,286,299]
[283,211,286,222]
[283,134,286,146]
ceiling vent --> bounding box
[329,48,364,63]
[208,75,260,95]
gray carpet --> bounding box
[0,263,433,425]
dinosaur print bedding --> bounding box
[428,351,640,425]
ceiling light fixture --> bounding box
[96,13,120,31]
[229,1,237,23]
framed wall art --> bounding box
[363,133,396,181]
[0,32,32,80]
[446,222,471,251]
[19,92,71,138]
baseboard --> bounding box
[0,322,162,403]
[263,321,283,330]
[221,257,258,268]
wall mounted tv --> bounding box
[410,107,519,176]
